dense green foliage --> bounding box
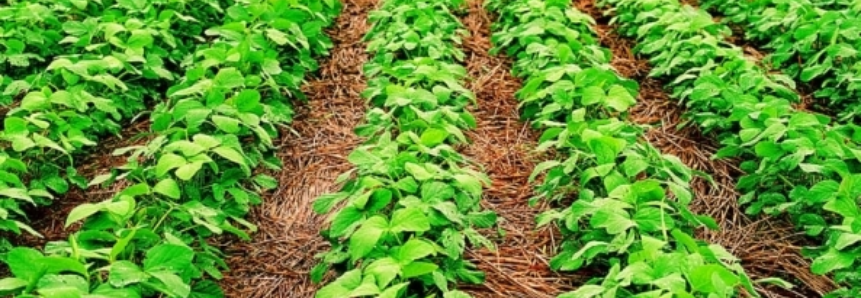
[602,0,861,296]
[701,0,861,121]
[0,0,227,245]
[487,0,774,297]
[0,0,340,297]
[311,0,495,297]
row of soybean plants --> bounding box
[700,0,861,122]
[487,0,774,297]
[0,0,225,247]
[311,0,496,297]
[602,0,861,296]
[0,0,341,297]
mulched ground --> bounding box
[219,0,373,296]
[458,1,581,296]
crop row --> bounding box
[701,0,861,122]
[0,0,230,246]
[0,0,340,297]
[311,0,495,297]
[487,0,768,296]
[602,0,861,296]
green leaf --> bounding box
[560,285,604,298]
[127,31,154,48]
[401,261,438,278]
[365,258,400,289]
[143,244,194,273]
[213,68,244,89]
[605,84,636,112]
[390,207,430,233]
[234,89,261,113]
[633,207,674,232]
[4,117,29,136]
[811,248,856,274]
[405,163,433,181]
[378,282,408,298]
[689,264,740,294]
[156,154,187,177]
[349,216,387,261]
[0,188,34,204]
[212,115,242,133]
[150,271,191,298]
[590,209,634,234]
[0,278,27,292]
[66,203,102,227]
[348,149,380,166]
[109,261,149,287]
[834,232,861,250]
[212,147,246,167]
[453,174,483,197]
[581,86,605,106]
[395,239,435,263]
[330,207,364,237]
[420,128,450,147]
[443,290,473,298]
[153,179,181,199]
[6,247,42,282]
[175,162,204,181]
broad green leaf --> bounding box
[212,115,241,133]
[66,203,102,227]
[6,247,43,282]
[390,207,430,233]
[811,248,856,274]
[420,128,450,147]
[349,216,387,261]
[405,163,433,181]
[143,244,194,273]
[689,264,740,294]
[149,271,191,298]
[330,207,364,237]
[153,179,181,199]
[581,86,605,106]
[605,84,636,112]
[109,261,149,287]
[365,258,400,289]
[0,278,27,291]
[378,282,408,298]
[213,68,244,89]
[212,147,246,167]
[156,154,187,177]
[559,285,604,298]
[395,239,435,263]
[401,261,438,278]
[234,90,261,113]
[175,162,204,181]
[590,209,634,234]
[443,290,473,298]
[0,188,34,204]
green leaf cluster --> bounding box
[0,0,341,297]
[488,0,772,297]
[701,0,861,122]
[0,0,229,250]
[603,0,861,295]
[313,1,496,297]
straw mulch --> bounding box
[457,0,583,297]
[219,0,374,296]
